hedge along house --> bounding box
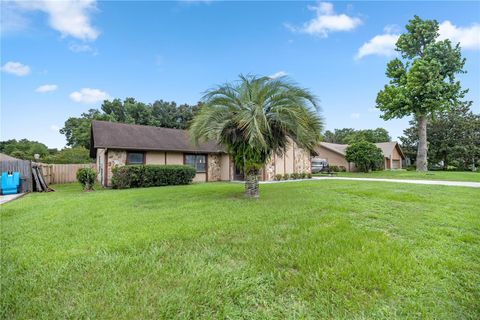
[315,141,405,171]
[90,121,312,187]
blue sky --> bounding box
[1,1,479,149]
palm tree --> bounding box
[190,75,323,198]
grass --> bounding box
[315,170,480,182]
[1,181,479,319]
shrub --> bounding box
[306,173,312,179]
[329,165,340,172]
[299,172,307,179]
[283,173,290,180]
[274,174,283,181]
[111,165,196,189]
[76,167,96,191]
[290,173,299,179]
[345,141,384,173]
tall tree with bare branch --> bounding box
[376,16,467,171]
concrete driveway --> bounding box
[0,193,25,205]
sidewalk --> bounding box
[312,176,480,188]
[0,193,25,205]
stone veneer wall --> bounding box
[294,145,311,174]
[208,154,222,181]
[107,149,127,185]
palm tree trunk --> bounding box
[245,169,259,198]
[416,114,428,172]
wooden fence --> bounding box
[0,160,33,193]
[37,163,95,184]
[1,161,95,192]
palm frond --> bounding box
[190,74,324,170]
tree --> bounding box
[60,109,109,149]
[43,147,93,164]
[345,141,384,173]
[400,102,480,170]
[190,75,323,198]
[323,128,391,144]
[323,128,356,144]
[0,139,50,160]
[376,16,467,172]
[151,100,199,129]
[61,98,199,149]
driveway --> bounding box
[312,177,480,188]
[0,193,25,205]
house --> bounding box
[90,121,311,186]
[315,141,405,171]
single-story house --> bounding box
[315,141,405,171]
[90,121,311,187]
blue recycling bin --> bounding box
[1,172,20,195]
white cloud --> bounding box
[70,88,109,104]
[350,113,360,119]
[0,2,30,33]
[69,43,98,54]
[50,125,60,132]
[287,1,362,38]
[383,24,401,34]
[36,84,58,93]
[14,0,99,41]
[1,61,31,76]
[356,20,480,60]
[438,21,480,50]
[368,107,378,113]
[355,33,399,60]
[269,71,288,79]
[35,84,58,93]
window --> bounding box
[185,154,206,172]
[127,152,144,164]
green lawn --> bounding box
[315,170,480,182]
[1,181,479,319]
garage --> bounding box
[392,159,401,169]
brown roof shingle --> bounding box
[90,121,225,155]
[318,141,405,159]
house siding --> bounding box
[391,146,402,169]
[274,154,285,175]
[165,152,183,165]
[220,154,231,180]
[96,143,312,186]
[316,146,352,171]
[146,151,166,164]
[96,148,106,183]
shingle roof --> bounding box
[318,141,405,159]
[374,142,404,158]
[0,153,20,161]
[318,142,348,155]
[90,121,226,156]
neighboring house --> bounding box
[315,141,405,171]
[0,153,21,161]
[90,121,311,186]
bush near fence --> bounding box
[38,163,95,184]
